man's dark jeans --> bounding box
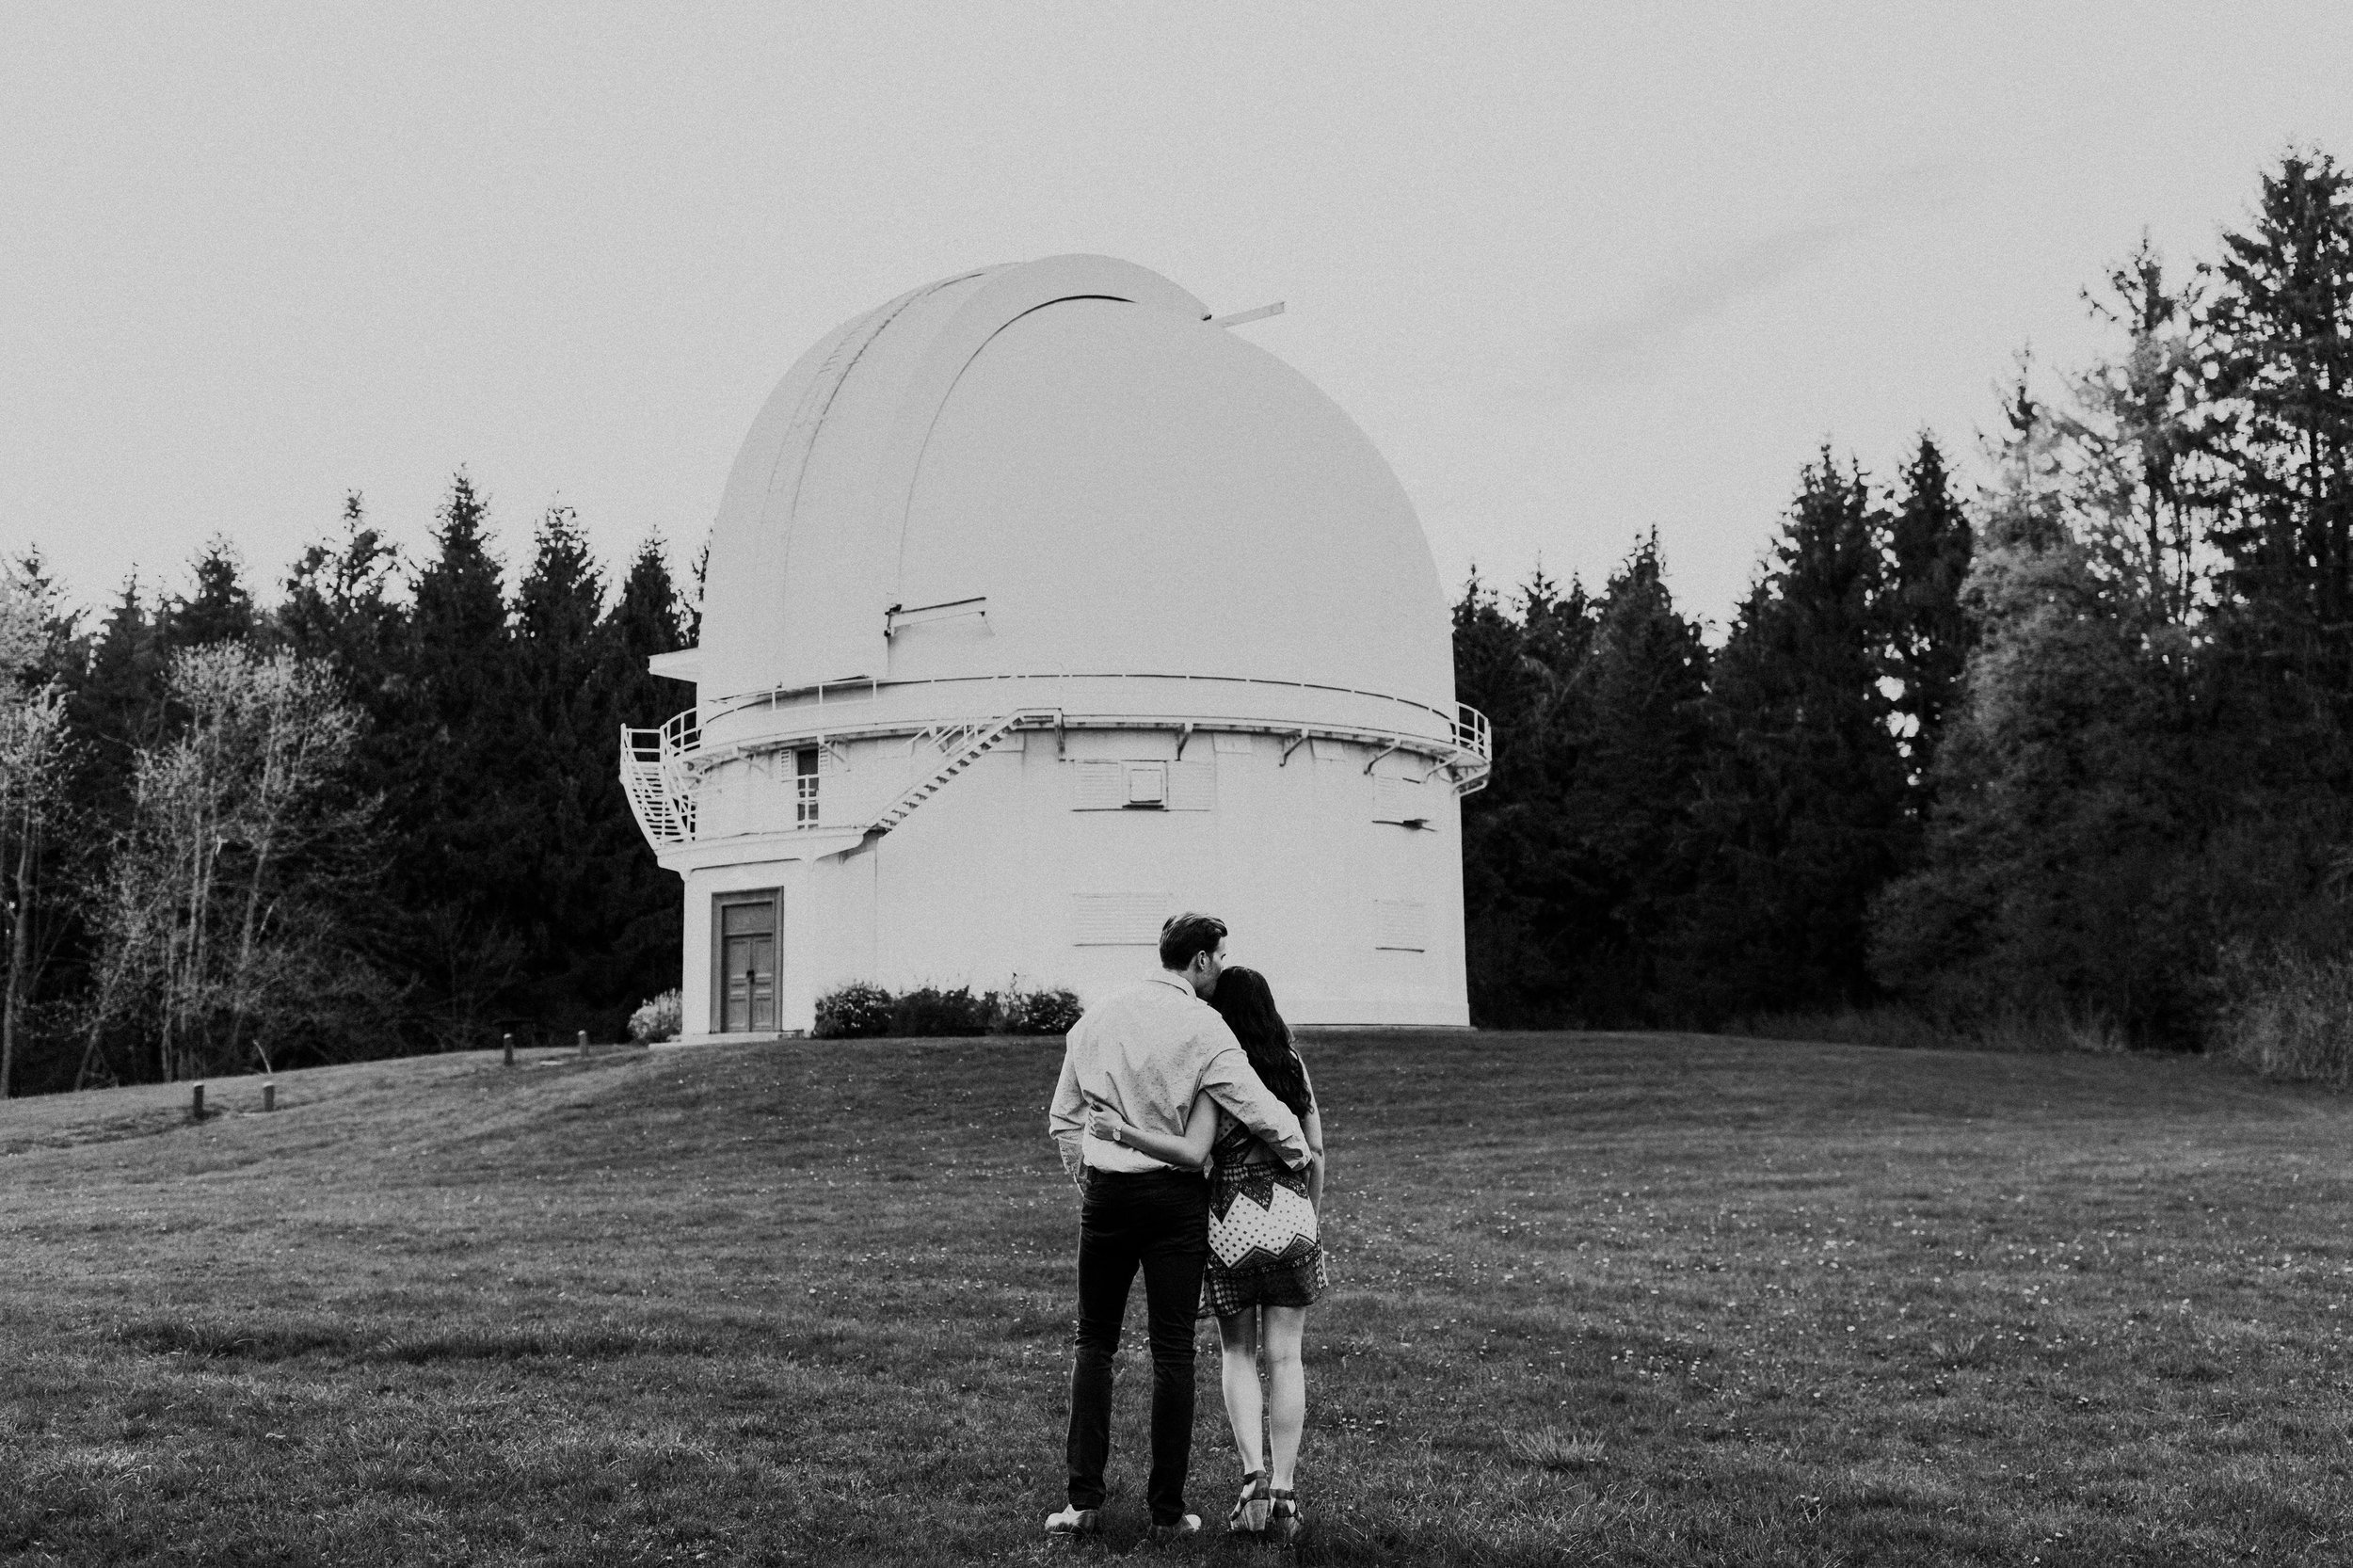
[1066,1166,1209,1525]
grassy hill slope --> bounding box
[3,1033,2350,1565]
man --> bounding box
[1043,912,1310,1542]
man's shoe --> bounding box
[1044,1505,1101,1537]
[1145,1513,1201,1543]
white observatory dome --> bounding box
[625,256,1487,1038]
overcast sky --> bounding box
[7,3,2350,632]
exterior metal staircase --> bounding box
[619,709,700,847]
[867,708,1060,840]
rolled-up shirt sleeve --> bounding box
[1198,1043,1308,1170]
[1048,1048,1086,1177]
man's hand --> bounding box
[1083,1106,1137,1145]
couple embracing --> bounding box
[1045,912,1328,1544]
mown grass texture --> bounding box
[3,1032,2350,1565]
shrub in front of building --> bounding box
[629,989,682,1044]
[996,985,1084,1035]
[811,982,1085,1038]
[814,983,896,1038]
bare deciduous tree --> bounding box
[87,644,388,1083]
[0,562,75,1097]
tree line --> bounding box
[6,147,2348,1096]
[0,477,692,1096]
[1459,148,2353,1080]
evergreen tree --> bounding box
[1556,532,1711,1019]
[1672,452,1908,1018]
[1453,568,1596,1025]
[2199,148,2353,824]
[70,577,168,824]
[505,504,613,1030]
[385,472,524,1046]
[163,536,258,651]
[280,492,404,704]
[596,537,691,1024]
[2204,149,2353,688]
[1884,435,1975,796]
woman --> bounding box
[1085,966,1325,1542]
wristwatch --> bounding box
[1108,1124,1124,1145]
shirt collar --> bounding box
[1146,972,1196,997]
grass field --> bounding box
[3,1032,2350,1566]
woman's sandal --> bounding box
[1228,1470,1271,1534]
[1267,1486,1302,1545]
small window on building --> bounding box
[795,747,820,825]
[1125,762,1167,808]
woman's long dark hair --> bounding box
[1209,966,1312,1116]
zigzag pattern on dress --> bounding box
[1209,1179,1319,1271]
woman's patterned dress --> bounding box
[1201,1114,1326,1318]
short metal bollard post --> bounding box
[503,1032,515,1067]
[263,1080,276,1112]
[190,1082,205,1121]
[577,1030,589,1057]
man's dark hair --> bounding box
[1159,912,1227,972]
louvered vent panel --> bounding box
[1071,761,1125,809]
[1072,893,1169,946]
[1168,760,1216,811]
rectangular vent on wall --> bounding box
[1072,760,1216,810]
[1373,774,1431,826]
[1073,893,1169,946]
[1071,761,1125,809]
[1374,899,1429,952]
[1167,760,1215,811]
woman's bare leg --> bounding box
[1261,1305,1308,1489]
[1217,1309,1264,1475]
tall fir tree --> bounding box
[2202,149,2353,798]
[505,504,614,1030]
[70,577,168,826]
[2206,151,2353,658]
[280,492,405,706]
[163,537,258,651]
[1672,452,1908,1018]
[388,472,525,1046]
[1556,532,1711,1020]
[597,537,692,1024]
[1452,568,1596,1025]
[1884,434,1975,800]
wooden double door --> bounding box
[718,896,777,1032]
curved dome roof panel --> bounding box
[697,256,1451,714]
[890,296,1450,706]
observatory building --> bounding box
[622,255,1488,1041]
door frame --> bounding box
[710,887,784,1034]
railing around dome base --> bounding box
[618,697,1492,856]
[1450,703,1492,796]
